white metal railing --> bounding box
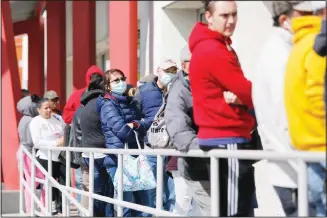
[19,145,325,217]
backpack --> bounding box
[147,93,174,149]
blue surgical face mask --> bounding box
[111,81,127,95]
[159,72,176,86]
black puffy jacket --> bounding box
[80,89,106,148]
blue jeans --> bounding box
[106,165,152,217]
[84,158,114,217]
[307,162,326,217]
[274,186,316,216]
[75,167,83,203]
[146,155,175,211]
[74,167,83,216]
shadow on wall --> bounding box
[231,1,274,80]
[138,1,154,76]
[163,8,198,42]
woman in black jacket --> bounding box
[70,74,114,217]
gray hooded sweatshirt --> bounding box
[17,96,39,153]
[165,70,209,181]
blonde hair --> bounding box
[128,87,138,97]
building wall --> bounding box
[64,1,274,97]
[65,1,110,98]
[149,1,274,79]
[65,1,144,98]
[151,1,198,75]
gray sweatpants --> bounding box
[185,180,211,216]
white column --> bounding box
[22,34,29,89]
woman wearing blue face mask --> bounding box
[96,69,151,217]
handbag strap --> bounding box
[134,131,141,150]
[124,131,141,150]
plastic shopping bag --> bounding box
[113,131,156,192]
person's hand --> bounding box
[56,137,64,147]
[224,91,243,105]
[127,123,133,129]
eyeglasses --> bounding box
[110,77,127,83]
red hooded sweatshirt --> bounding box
[188,22,254,143]
[63,65,104,124]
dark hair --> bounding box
[36,98,49,109]
[88,74,104,91]
[272,9,293,27]
[202,0,216,13]
[21,89,30,98]
[205,0,235,14]
[104,69,125,90]
[31,94,41,103]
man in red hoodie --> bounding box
[188,1,256,216]
[63,65,104,124]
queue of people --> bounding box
[16,0,326,217]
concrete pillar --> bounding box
[109,1,138,86]
[46,1,66,108]
[1,1,21,190]
[72,1,96,91]
[28,17,44,96]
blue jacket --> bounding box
[96,92,145,164]
[134,77,164,139]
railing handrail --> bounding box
[23,145,324,217]
[33,145,326,162]
[19,146,90,216]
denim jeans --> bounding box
[106,165,152,217]
[74,167,83,216]
[146,155,175,211]
[307,162,326,217]
[74,168,83,202]
[84,157,114,217]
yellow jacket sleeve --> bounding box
[304,51,326,118]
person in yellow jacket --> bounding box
[284,13,325,152]
[284,2,326,216]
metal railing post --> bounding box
[29,145,325,217]
[47,150,53,214]
[30,148,36,216]
[88,153,94,216]
[298,160,308,216]
[19,146,24,215]
[210,157,219,216]
[63,150,71,216]
[117,154,124,217]
[156,155,164,214]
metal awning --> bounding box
[10,1,37,23]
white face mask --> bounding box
[159,72,176,86]
[283,19,292,33]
